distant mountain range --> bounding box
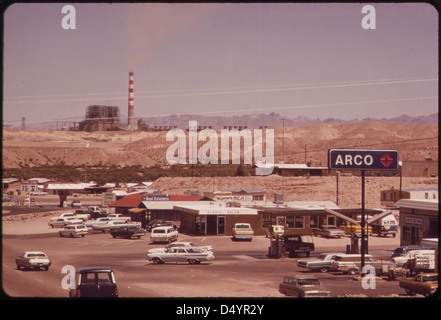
[14,112,438,130]
[137,112,438,130]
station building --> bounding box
[394,199,439,246]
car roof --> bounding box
[24,251,46,255]
[78,267,114,273]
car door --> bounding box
[79,272,100,297]
[162,248,177,263]
[96,271,116,297]
[173,248,186,262]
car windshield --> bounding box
[153,229,166,233]
[236,224,250,228]
[28,253,46,258]
[423,275,438,282]
[298,279,321,286]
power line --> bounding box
[3,77,437,105]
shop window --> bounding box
[287,216,304,229]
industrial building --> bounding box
[78,105,121,132]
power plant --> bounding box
[78,72,135,132]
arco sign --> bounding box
[328,149,399,170]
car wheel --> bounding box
[152,257,163,264]
[320,267,329,273]
[188,259,200,265]
[348,269,358,275]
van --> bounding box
[392,249,435,266]
[371,215,398,237]
[150,226,178,243]
[330,253,391,275]
[59,224,88,238]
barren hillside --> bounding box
[2,122,438,168]
[149,175,438,209]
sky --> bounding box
[2,2,439,128]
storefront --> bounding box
[395,199,439,246]
[174,204,260,236]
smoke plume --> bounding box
[123,3,218,71]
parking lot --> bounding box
[2,213,406,299]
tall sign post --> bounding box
[328,149,399,271]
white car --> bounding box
[150,226,178,243]
[49,217,83,228]
[148,246,214,265]
[148,242,213,254]
[59,224,88,238]
[85,217,113,228]
[16,251,52,271]
[92,220,140,232]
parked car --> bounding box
[339,222,372,236]
[146,219,176,231]
[297,253,344,273]
[2,194,13,202]
[330,253,393,275]
[265,225,285,238]
[50,211,90,222]
[69,267,118,298]
[399,273,438,297]
[85,217,113,228]
[313,225,345,238]
[148,242,213,254]
[147,246,214,265]
[232,223,254,241]
[110,226,145,239]
[150,226,178,243]
[92,220,141,233]
[107,214,131,223]
[71,200,82,208]
[49,217,83,228]
[16,251,51,271]
[59,224,88,238]
[279,275,331,297]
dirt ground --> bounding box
[2,122,438,168]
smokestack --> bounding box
[128,71,134,130]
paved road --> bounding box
[3,229,407,299]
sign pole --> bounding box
[361,170,366,272]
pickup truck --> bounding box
[232,223,254,241]
[282,235,314,257]
[16,251,52,271]
[110,226,145,239]
[339,222,372,237]
[50,211,90,222]
[399,273,438,297]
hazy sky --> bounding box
[2,2,438,128]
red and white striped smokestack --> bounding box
[128,71,134,130]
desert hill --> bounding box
[2,121,437,169]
